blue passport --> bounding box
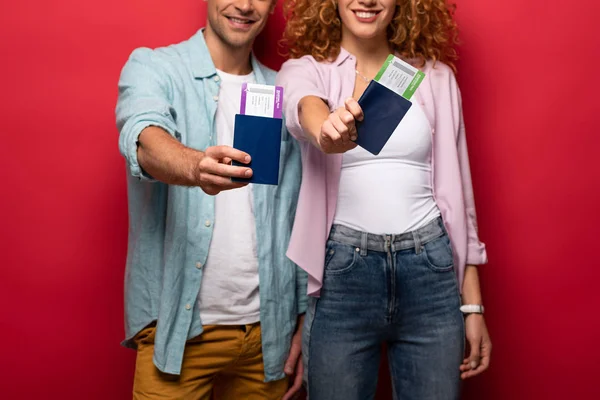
[355,80,413,155]
[232,114,282,185]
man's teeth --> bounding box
[230,18,251,24]
[355,12,377,19]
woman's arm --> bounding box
[297,96,331,148]
[448,68,491,379]
[298,96,363,154]
[460,266,492,379]
[277,58,362,153]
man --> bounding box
[115,1,305,399]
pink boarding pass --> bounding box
[240,83,283,119]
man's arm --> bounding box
[116,48,251,194]
[137,126,252,194]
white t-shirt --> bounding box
[197,69,261,325]
[333,100,441,234]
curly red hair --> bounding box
[282,0,460,72]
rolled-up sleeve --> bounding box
[276,58,329,142]
[116,48,179,181]
[455,82,488,266]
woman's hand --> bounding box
[460,314,492,379]
[318,98,364,154]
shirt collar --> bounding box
[335,47,353,66]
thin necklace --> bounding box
[355,69,371,83]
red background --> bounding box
[1,0,599,399]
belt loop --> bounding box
[412,230,422,254]
[360,232,368,256]
[390,234,396,253]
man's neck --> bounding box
[203,28,253,75]
[341,30,392,78]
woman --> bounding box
[276,0,492,399]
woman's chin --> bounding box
[345,28,386,42]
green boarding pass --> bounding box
[374,54,425,100]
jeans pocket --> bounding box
[324,240,359,276]
[421,234,454,272]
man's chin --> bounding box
[222,31,259,48]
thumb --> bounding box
[468,336,482,370]
[284,342,302,375]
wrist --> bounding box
[461,295,483,305]
[187,149,204,184]
[464,313,485,321]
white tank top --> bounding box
[333,100,441,235]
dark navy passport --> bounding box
[232,114,282,185]
[355,80,413,155]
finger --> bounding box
[292,359,303,388]
[330,113,352,144]
[295,356,304,385]
[338,109,358,141]
[478,354,490,372]
[462,362,488,379]
[345,97,364,121]
[284,343,302,375]
[207,145,251,164]
[338,109,356,132]
[321,120,342,146]
[221,157,232,165]
[202,185,220,196]
[477,341,491,371]
[349,127,358,142]
[468,337,482,370]
[205,162,253,179]
[281,363,303,400]
[459,358,472,372]
[201,181,247,196]
[199,173,249,190]
[344,142,358,151]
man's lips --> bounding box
[225,16,256,25]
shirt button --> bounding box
[205,220,212,227]
[185,304,192,310]
[196,262,203,269]
[213,95,219,102]
[214,76,220,82]
[431,128,436,134]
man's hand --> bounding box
[460,314,492,379]
[318,98,364,154]
[282,315,304,400]
[195,145,253,195]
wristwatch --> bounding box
[460,304,485,315]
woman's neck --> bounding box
[341,29,392,79]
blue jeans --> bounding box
[303,218,464,400]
